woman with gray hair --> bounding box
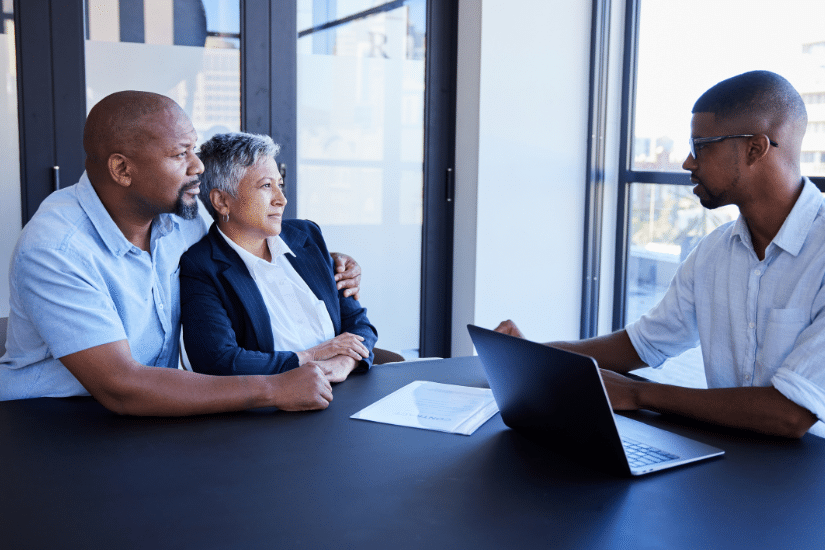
[180,132,377,383]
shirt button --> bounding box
[745,374,751,382]
[753,269,761,276]
[158,303,164,310]
[748,322,755,329]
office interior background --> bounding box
[2,0,825,388]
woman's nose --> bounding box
[273,186,287,206]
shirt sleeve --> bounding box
[770,280,825,428]
[625,245,701,369]
[13,245,127,359]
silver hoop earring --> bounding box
[223,213,229,223]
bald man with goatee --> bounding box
[0,91,337,414]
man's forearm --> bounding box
[60,340,331,416]
[633,382,817,438]
[103,363,275,416]
[549,329,647,373]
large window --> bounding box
[0,0,19,317]
[296,0,447,358]
[85,0,241,144]
[618,0,825,386]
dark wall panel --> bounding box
[16,0,86,225]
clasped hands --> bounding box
[296,332,369,384]
[277,254,363,410]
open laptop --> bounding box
[467,325,724,476]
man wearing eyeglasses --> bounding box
[497,70,824,439]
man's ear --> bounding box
[745,134,772,166]
[108,153,132,187]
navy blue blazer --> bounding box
[180,220,377,376]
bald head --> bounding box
[84,91,186,167]
[693,71,808,159]
[82,91,202,222]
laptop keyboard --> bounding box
[621,437,679,468]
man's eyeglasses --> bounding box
[689,134,779,159]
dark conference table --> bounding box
[1,356,823,550]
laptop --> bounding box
[467,324,724,476]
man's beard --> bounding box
[174,184,200,220]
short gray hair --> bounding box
[197,132,281,219]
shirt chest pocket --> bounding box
[758,308,808,373]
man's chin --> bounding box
[175,198,199,220]
[693,185,718,210]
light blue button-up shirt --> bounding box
[627,177,825,437]
[0,173,207,399]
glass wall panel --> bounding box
[85,0,241,145]
[0,0,21,316]
[626,183,739,388]
[297,1,426,356]
[633,0,825,174]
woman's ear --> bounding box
[210,188,230,217]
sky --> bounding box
[634,0,825,162]
[201,0,240,34]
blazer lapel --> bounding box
[208,225,275,351]
[280,222,341,332]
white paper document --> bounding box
[350,381,499,435]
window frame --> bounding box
[609,0,825,332]
[290,0,459,358]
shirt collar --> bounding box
[216,226,294,274]
[153,211,180,238]
[731,215,751,248]
[771,177,822,257]
[76,172,181,257]
[731,177,822,257]
[76,172,132,257]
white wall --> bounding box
[452,1,481,356]
[453,0,595,355]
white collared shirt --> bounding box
[217,227,335,353]
[626,178,825,437]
